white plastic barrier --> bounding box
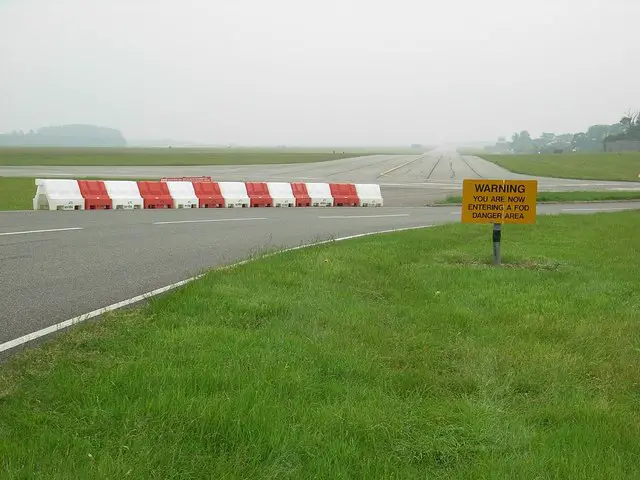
[355,184,383,207]
[305,183,334,207]
[33,179,85,211]
[166,181,199,209]
[218,182,250,208]
[267,182,295,207]
[103,181,144,210]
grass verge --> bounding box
[480,152,640,181]
[0,177,36,210]
[436,190,640,205]
[0,147,418,166]
[2,212,640,478]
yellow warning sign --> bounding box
[461,179,537,224]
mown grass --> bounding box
[481,152,640,181]
[0,147,418,166]
[0,177,35,210]
[2,212,640,478]
[437,190,640,205]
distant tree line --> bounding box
[485,110,639,154]
[0,124,127,147]
[605,111,640,142]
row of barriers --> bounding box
[32,179,384,211]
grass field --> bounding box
[0,177,35,210]
[437,190,640,205]
[0,147,419,166]
[2,212,640,478]
[480,152,640,181]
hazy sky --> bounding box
[1,0,639,145]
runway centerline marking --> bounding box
[378,157,423,177]
[154,217,267,225]
[0,227,83,237]
[318,214,410,219]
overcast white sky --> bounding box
[1,0,639,145]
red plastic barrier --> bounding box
[329,183,359,206]
[77,180,112,210]
[193,181,225,208]
[245,182,273,207]
[290,182,311,207]
[161,176,212,182]
[137,181,173,209]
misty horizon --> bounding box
[1,0,638,146]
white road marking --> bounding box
[0,227,83,237]
[381,182,460,187]
[154,217,267,225]
[378,157,423,177]
[0,224,434,354]
[318,214,410,219]
[451,211,461,215]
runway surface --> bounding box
[1,202,639,350]
[3,149,640,206]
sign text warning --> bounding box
[461,179,537,224]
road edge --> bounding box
[0,224,434,355]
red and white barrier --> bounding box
[33,179,85,211]
[305,183,334,207]
[78,180,112,210]
[330,183,360,207]
[104,180,144,210]
[166,181,199,209]
[32,179,383,210]
[193,181,225,208]
[267,182,295,207]
[137,181,173,209]
[291,183,311,207]
[245,182,273,207]
[218,182,250,208]
[355,184,383,207]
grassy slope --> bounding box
[0,147,418,166]
[437,190,640,205]
[480,152,640,181]
[2,212,640,478]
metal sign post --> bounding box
[492,223,502,265]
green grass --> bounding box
[0,147,419,166]
[0,177,35,210]
[437,190,640,205]
[481,152,640,181]
[2,212,640,478]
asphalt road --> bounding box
[3,149,640,206]
[1,202,639,350]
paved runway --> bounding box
[3,149,640,206]
[1,202,639,351]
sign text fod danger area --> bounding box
[461,179,537,224]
